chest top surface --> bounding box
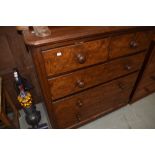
[23,26,154,47]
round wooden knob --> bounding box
[130,41,138,48]
[125,65,132,71]
[77,80,85,88]
[76,100,83,107]
[76,53,86,64]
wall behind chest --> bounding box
[0,26,42,107]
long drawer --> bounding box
[49,52,145,100]
[42,38,109,77]
[52,73,138,128]
[109,30,153,59]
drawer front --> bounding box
[49,52,145,100]
[42,38,109,76]
[53,73,138,128]
[109,31,153,59]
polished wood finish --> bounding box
[132,42,155,101]
[109,31,153,59]
[49,52,145,100]
[22,26,155,128]
[42,38,109,76]
[53,73,138,128]
[23,26,153,47]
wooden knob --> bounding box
[76,114,81,122]
[76,53,86,64]
[130,41,138,48]
[77,80,85,88]
[125,65,132,71]
[76,100,83,107]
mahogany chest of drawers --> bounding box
[23,27,155,128]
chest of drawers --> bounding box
[23,27,155,128]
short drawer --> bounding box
[52,73,138,128]
[109,31,153,59]
[42,38,109,76]
[49,52,145,100]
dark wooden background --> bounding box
[0,26,42,108]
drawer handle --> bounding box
[76,53,86,64]
[118,82,125,90]
[77,80,85,88]
[76,100,83,107]
[150,75,155,81]
[124,65,132,71]
[130,41,138,48]
[76,114,81,122]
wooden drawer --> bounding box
[42,38,109,77]
[52,73,138,128]
[109,31,153,59]
[49,52,145,100]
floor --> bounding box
[19,93,155,129]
